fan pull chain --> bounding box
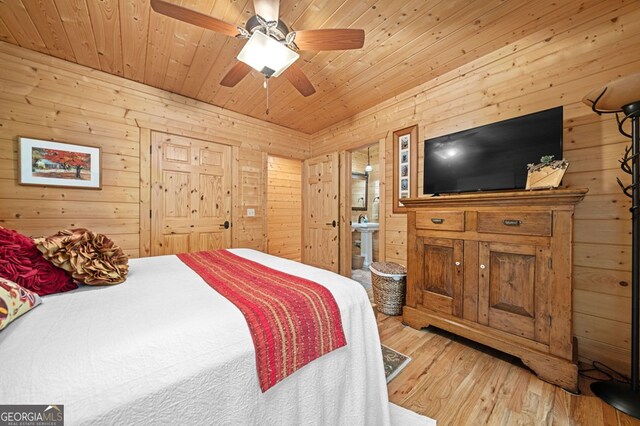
[264,76,270,115]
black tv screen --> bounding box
[423,107,563,194]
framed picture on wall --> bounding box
[18,137,102,189]
[392,125,418,213]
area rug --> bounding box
[382,344,411,383]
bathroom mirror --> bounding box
[351,172,368,211]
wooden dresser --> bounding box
[402,188,587,392]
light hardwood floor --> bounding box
[378,314,640,425]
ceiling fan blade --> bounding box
[293,29,365,51]
[253,0,280,22]
[220,62,252,87]
[150,0,239,37]
[283,63,316,97]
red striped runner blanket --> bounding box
[177,250,347,392]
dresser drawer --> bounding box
[477,211,552,236]
[415,211,465,231]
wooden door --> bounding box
[417,237,463,317]
[151,132,232,256]
[478,242,550,344]
[302,153,340,272]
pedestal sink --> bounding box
[352,222,379,268]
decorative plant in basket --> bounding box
[526,155,569,190]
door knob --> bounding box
[480,264,486,269]
[219,220,230,229]
[325,220,337,227]
[455,261,461,266]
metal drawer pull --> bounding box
[503,219,522,226]
[431,218,445,224]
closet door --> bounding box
[151,132,231,256]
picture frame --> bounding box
[18,137,102,189]
[392,125,418,213]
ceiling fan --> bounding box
[150,0,365,97]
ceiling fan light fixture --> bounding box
[237,30,299,78]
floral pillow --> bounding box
[0,227,77,296]
[35,229,129,285]
[0,276,42,331]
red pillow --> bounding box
[0,227,76,296]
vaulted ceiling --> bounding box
[0,0,586,134]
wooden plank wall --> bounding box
[0,41,310,258]
[312,2,639,374]
[267,156,302,261]
[232,147,268,251]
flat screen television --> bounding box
[423,106,563,194]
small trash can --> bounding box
[369,262,407,316]
[352,254,364,270]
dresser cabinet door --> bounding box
[478,242,550,345]
[417,237,464,317]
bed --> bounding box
[0,249,391,425]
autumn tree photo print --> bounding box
[32,148,92,180]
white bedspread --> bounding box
[0,249,390,425]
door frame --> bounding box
[140,128,152,257]
[339,151,351,276]
[338,138,386,277]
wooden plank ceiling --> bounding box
[0,0,580,134]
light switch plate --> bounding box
[247,208,256,217]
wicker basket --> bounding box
[369,262,407,316]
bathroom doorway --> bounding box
[349,142,381,293]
